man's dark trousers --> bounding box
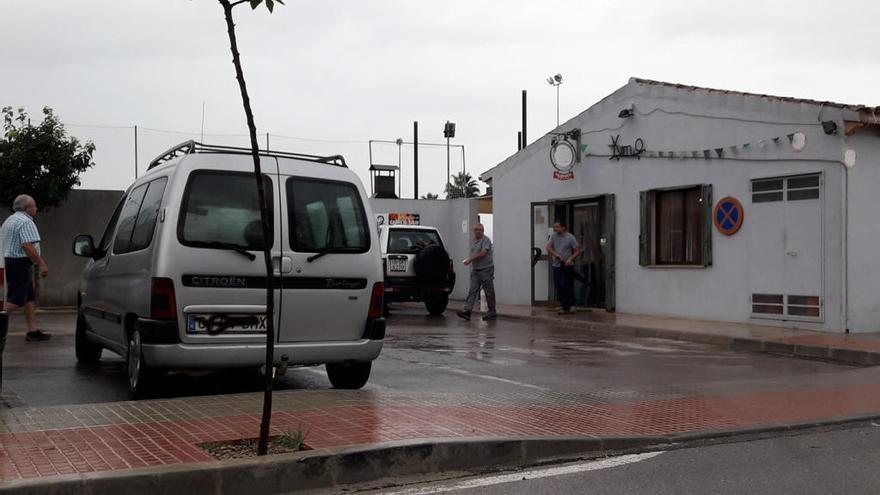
[553,265,576,311]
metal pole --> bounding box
[266,132,270,151]
[518,131,522,151]
[413,121,419,199]
[397,139,402,199]
[446,136,451,196]
[556,84,560,127]
[461,146,466,175]
[521,90,527,148]
[134,125,138,179]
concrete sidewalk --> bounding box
[448,300,880,366]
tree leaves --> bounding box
[247,0,284,12]
[444,172,480,199]
[0,107,96,211]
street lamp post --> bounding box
[443,121,456,196]
[395,138,403,198]
[546,73,563,127]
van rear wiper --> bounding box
[307,246,353,263]
[195,241,257,261]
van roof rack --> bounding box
[147,140,348,170]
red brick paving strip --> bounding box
[4,382,880,482]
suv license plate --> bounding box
[390,259,407,272]
[187,314,267,334]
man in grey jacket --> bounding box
[457,223,496,321]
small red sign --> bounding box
[553,171,574,181]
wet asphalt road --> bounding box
[0,305,850,407]
[347,426,880,495]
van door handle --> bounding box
[273,256,293,274]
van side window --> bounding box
[179,171,273,250]
[112,183,149,254]
[287,178,369,252]
[128,177,168,252]
[98,198,125,254]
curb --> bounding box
[5,414,880,495]
[489,310,880,367]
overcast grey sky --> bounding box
[2,0,878,196]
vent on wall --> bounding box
[752,293,821,319]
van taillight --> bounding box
[368,282,384,319]
[151,277,177,320]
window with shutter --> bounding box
[639,184,712,267]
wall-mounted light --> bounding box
[822,120,838,135]
[618,108,634,118]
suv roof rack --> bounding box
[147,140,348,170]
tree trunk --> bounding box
[219,0,276,456]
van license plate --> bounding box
[187,314,267,334]
[390,259,407,272]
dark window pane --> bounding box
[753,304,784,314]
[129,178,168,252]
[180,172,273,250]
[787,295,820,306]
[787,188,820,201]
[752,179,783,192]
[655,186,703,265]
[388,229,442,253]
[287,179,369,252]
[753,294,784,304]
[113,184,148,254]
[752,192,784,203]
[99,199,125,252]
[787,175,820,189]
[788,306,821,317]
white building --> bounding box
[480,77,880,333]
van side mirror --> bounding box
[72,234,97,258]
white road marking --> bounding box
[435,366,551,391]
[377,452,665,494]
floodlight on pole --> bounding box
[547,73,563,127]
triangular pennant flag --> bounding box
[758,140,766,148]
[703,150,711,158]
[742,143,751,151]
[580,144,589,154]
[772,137,780,144]
[692,151,699,158]
[658,151,665,157]
[729,146,737,154]
[715,148,724,158]
[786,133,795,143]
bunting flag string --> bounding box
[580,131,806,160]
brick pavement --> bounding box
[4,373,880,483]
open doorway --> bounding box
[531,194,615,311]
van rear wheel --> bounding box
[326,362,371,389]
[127,330,158,398]
[75,312,103,363]
[424,294,449,315]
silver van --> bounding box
[72,141,385,396]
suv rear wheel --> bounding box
[75,312,103,363]
[326,362,371,389]
[424,293,449,315]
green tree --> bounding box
[421,192,439,200]
[444,172,479,199]
[216,0,284,456]
[0,106,95,210]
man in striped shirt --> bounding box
[1,194,51,342]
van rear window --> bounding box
[287,178,369,253]
[178,171,273,250]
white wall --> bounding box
[844,131,880,332]
[369,197,478,299]
[486,80,849,331]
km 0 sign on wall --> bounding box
[714,197,744,235]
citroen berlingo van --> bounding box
[72,141,385,396]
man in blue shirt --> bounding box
[1,194,51,341]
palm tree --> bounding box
[445,172,479,199]
[421,192,439,200]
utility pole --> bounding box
[396,138,403,199]
[134,125,139,179]
[413,121,419,199]
[546,73,563,127]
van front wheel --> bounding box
[326,362,372,389]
